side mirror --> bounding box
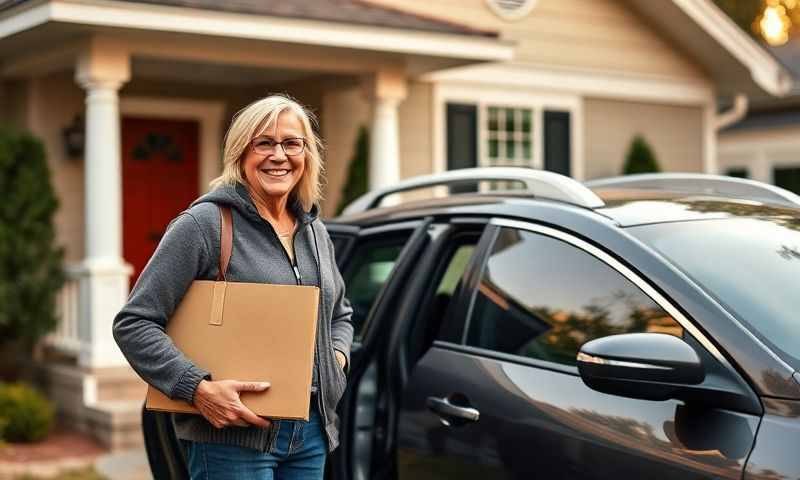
[577,333,705,401]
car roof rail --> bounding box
[341,167,606,215]
[585,173,800,209]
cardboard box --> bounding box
[145,280,320,421]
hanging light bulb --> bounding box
[760,4,791,45]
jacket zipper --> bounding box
[265,218,332,444]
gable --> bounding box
[366,0,708,81]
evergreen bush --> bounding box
[622,135,661,175]
[336,126,369,216]
[0,383,54,442]
[0,126,64,351]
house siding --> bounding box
[719,125,800,184]
[26,73,86,263]
[583,98,704,179]
[321,86,370,217]
[399,81,433,179]
[366,0,707,80]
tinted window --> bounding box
[330,235,350,261]
[465,227,682,366]
[342,236,408,341]
[630,217,800,370]
[430,242,477,344]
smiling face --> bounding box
[242,110,307,205]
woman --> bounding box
[113,94,354,479]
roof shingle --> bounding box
[121,0,496,37]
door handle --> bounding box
[426,396,480,426]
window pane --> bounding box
[488,139,499,158]
[506,139,516,159]
[465,228,682,366]
[774,167,800,194]
[522,110,532,133]
[436,240,481,344]
[437,245,476,296]
[342,237,409,341]
[522,139,532,160]
[488,107,499,132]
[505,109,515,134]
[725,167,749,179]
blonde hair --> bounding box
[210,94,324,211]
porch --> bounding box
[0,0,512,448]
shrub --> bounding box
[336,126,370,216]
[622,134,661,175]
[0,126,65,351]
[0,383,54,442]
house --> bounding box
[0,0,789,448]
[718,37,800,194]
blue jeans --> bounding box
[183,405,327,480]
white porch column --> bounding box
[369,97,401,190]
[75,40,132,369]
[365,69,407,191]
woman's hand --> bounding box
[335,350,347,372]
[193,380,272,429]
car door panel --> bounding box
[330,218,434,480]
[396,222,760,480]
[400,346,758,479]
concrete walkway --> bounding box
[95,449,151,480]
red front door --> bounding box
[122,117,199,285]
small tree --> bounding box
[622,135,661,175]
[336,126,370,216]
[0,126,64,354]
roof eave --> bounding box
[628,0,793,98]
[672,0,793,97]
[0,0,515,63]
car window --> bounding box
[341,234,410,341]
[425,240,477,341]
[464,227,683,367]
[629,217,800,370]
[331,235,350,260]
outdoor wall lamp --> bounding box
[62,114,84,159]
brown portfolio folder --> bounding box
[145,206,320,421]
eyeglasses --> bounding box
[251,136,306,156]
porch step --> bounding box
[85,400,145,451]
[39,363,148,451]
[93,367,148,403]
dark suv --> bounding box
[144,168,800,480]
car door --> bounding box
[395,219,761,480]
[326,218,435,480]
[330,216,490,480]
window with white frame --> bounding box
[444,94,576,191]
[486,106,534,168]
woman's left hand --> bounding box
[335,350,347,372]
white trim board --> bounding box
[120,96,225,194]
[1,0,514,62]
[423,64,715,106]
[671,0,792,97]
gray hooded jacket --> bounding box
[112,183,354,452]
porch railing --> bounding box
[46,264,86,358]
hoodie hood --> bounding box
[191,182,319,227]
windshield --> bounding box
[629,217,800,369]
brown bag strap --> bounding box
[217,206,233,281]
